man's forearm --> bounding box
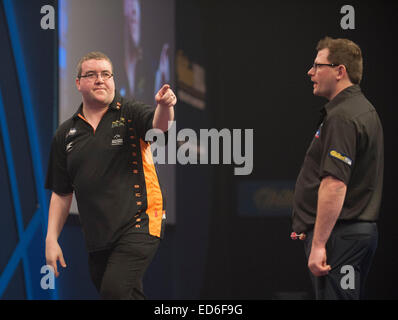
[153,104,174,132]
[312,176,347,248]
[46,192,73,242]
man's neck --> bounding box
[329,80,354,101]
[82,102,109,122]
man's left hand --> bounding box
[308,246,332,277]
[156,84,177,108]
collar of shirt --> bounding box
[323,84,361,115]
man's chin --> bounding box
[313,88,324,98]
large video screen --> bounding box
[58,0,176,223]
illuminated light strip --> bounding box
[0,90,33,299]
[0,210,41,298]
[3,0,58,299]
[2,0,49,230]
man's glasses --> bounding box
[311,63,340,71]
[79,71,114,81]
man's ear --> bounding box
[75,77,81,91]
[336,65,347,80]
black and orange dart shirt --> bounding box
[45,93,166,252]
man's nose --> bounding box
[307,67,315,76]
[95,75,105,83]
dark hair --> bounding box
[316,36,363,84]
[76,52,113,78]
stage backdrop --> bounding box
[0,0,58,299]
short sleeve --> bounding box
[45,129,74,195]
[128,102,156,141]
[319,116,357,185]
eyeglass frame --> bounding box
[78,71,114,81]
[311,63,342,71]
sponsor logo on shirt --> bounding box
[66,128,77,139]
[112,117,126,128]
[66,142,73,153]
[329,150,352,166]
[111,134,124,146]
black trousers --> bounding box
[88,232,160,300]
[303,221,378,300]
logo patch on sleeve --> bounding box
[315,123,323,139]
[329,150,352,166]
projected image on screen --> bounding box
[121,0,171,101]
[59,0,176,222]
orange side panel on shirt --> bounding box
[140,139,163,237]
